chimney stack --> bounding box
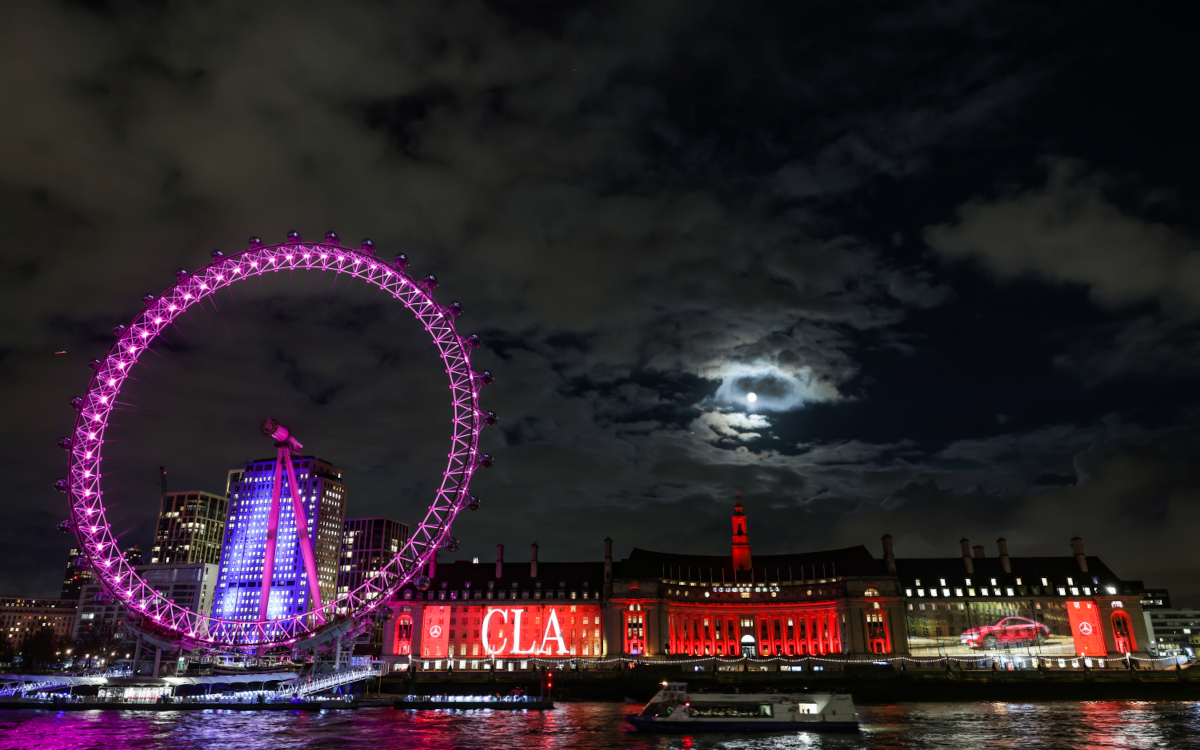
[604,537,613,598]
[960,538,974,574]
[429,550,438,579]
[881,534,896,575]
[495,544,504,579]
[531,543,539,578]
[1071,537,1088,572]
[973,545,985,559]
[997,538,1011,574]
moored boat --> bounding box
[625,682,858,732]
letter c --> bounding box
[482,608,509,655]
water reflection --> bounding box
[0,701,1197,750]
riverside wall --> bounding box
[381,664,1200,703]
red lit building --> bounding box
[606,496,897,659]
[381,497,1152,671]
[382,544,607,670]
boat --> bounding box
[625,682,858,733]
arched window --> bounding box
[1111,610,1137,653]
[395,615,414,655]
[864,587,880,597]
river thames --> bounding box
[2,701,1199,749]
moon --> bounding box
[747,392,757,403]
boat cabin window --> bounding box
[688,703,773,718]
[640,703,674,718]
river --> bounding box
[2,701,1199,749]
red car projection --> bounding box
[961,616,1050,650]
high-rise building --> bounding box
[213,456,347,623]
[61,547,94,601]
[62,545,143,601]
[72,562,217,641]
[123,546,144,567]
[338,517,410,602]
[151,491,229,564]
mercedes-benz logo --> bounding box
[430,625,442,638]
[1078,622,1093,635]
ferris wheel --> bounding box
[57,232,496,651]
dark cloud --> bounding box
[1,0,1199,608]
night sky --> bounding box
[2,2,1198,606]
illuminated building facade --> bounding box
[151,491,229,564]
[72,562,217,640]
[380,498,1156,671]
[338,517,410,601]
[61,547,94,602]
[1,597,77,649]
[381,544,606,669]
[212,456,346,622]
[62,544,142,601]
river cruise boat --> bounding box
[626,682,858,733]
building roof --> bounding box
[615,545,884,581]
[404,559,606,593]
[893,555,1127,588]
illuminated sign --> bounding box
[482,608,567,655]
[421,603,601,659]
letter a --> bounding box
[540,609,568,656]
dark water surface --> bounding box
[2,701,1199,750]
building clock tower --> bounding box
[731,493,753,574]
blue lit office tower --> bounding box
[213,457,347,622]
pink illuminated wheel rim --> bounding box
[61,236,493,650]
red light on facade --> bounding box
[420,603,602,659]
[1066,600,1108,657]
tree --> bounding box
[20,627,61,671]
[0,636,15,666]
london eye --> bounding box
[56,233,496,653]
